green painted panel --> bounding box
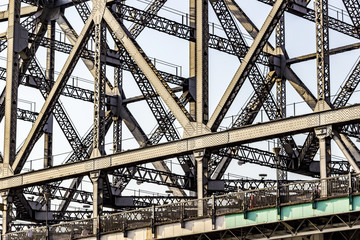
[225,196,360,228]
[353,196,360,211]
[282,197,350,220]
[225,208,277,228]
[225,214,237,228]
[281,202,310,219]
[316,198,349,214]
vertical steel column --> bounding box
[275,15,285,54]
[315,126,332,197]
[189,0,197,197]
[275,15,287,180]
[194,0,209,205]
[113,1,124,154]
[275,15,286,118]
[273,147,287,184]
[44,21,55,218]
[315,0,331,197]
[90,171,104,235]
[113,64,122,154]
[195,0,209,123]
[275,79,286,118]
[189,0,196,119]
[3,0,21,166]
[44,20,55,169]
[44,117,53,167]
[91,19,107,158]
[315,0,331,107]
[195,150,207,216]
[1,191,12,235]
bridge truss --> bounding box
[0,0,360,237]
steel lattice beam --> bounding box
[53,1,189,219]
[209,0,298,180]
[11,12,94,175]
[341,0,360,35]
[1,103,360,190]
[114,3,270,65]
[207,0,289,131]
[257,0,360,39]
[1,0,360,232]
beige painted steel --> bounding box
[195,0,208,123]
[0,6,38,22]
[81,217,225,240]
[224,0,275,54]
[120,102,186,197]
[333,132,360,173]
[189,0,196,78]
[90,171,103,234]
[56,14,114,94]
[194,150,207,214]
[79,214,329,240]
[58,13,185,197]
[283,67,317,110]
[11,12,95,172]
[1,191,10,234]
[103,8,193,134]
[3,0,21,167]
[340,133,360,162]
[211,72,277,180]
[315,126,332,197]
[287,42,360,65]
[189,0,196,120]
[224,0,317,111]
[1,104,360,190]
[207,0,286,130]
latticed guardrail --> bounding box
[5,173,359,239]
[5,226,47,240]
[48,218,95,239]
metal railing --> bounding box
[5,173,360,238]
[48,218,94,239]
[5,226,47,240]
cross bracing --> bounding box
[0,0,360,237]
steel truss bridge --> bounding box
[6,173,360,239]
[0,0,360,238]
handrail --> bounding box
[5,172,360,238]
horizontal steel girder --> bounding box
[1,103,360,190]
[0,35,186,86]
[19,0,358,40]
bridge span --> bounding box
[6,173,360,239]
[2,0,360,238]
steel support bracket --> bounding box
[349,172,354,210]
[211,194,216,230]
[180,202,185,228]
[43,114,53,134]
[314,125,332,139]
[276,187,281,219]
[1,190,12,235]
[123,221,128,237]
[287,0,308,16]
[108,95,122,117]
[273,54,287,79]
[9,22,28,54]
[243,209,248,219]
[151,205,156,235]
[312,199,317,209]
[315,100,332,112]
[185,76,196,101]
[0,164,14,178]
